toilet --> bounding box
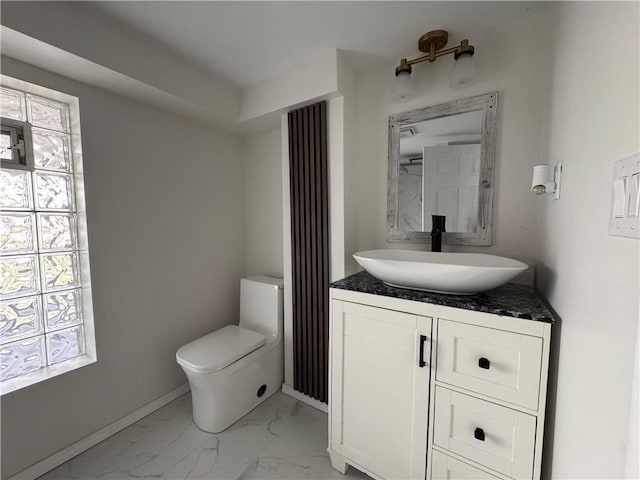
[176,276,284,433]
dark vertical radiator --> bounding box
[288,101,329,403]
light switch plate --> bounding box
[609,153,640,238]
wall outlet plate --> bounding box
[609,153,640,238]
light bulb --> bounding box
[392,71,415,102]
[450,53,476,89]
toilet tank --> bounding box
[239,276,284,339]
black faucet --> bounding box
[431,215,446,252]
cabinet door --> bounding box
[330,300,432,480]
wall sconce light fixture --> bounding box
[531,163,562,200]
[392,29,477,102]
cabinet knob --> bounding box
[474,427,485,441]
[478,357,490,369]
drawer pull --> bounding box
[478,357,491,369]
[474,427,485,441]
[419,335,428,367]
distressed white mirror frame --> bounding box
[387,91,498,245]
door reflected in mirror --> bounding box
[388,92,498,246]
[397,111,482,233]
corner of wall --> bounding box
[239,49,339,122]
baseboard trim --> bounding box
[8,383,190,480]
[281,383,328,413]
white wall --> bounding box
[0,57,245,479]
[353,10,553,266]
[328,96,347,282]
[338,53,360,277]
[242,129,283,278]
[627,337,639,478]
[537,3,640,477]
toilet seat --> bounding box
[176,325,265,374]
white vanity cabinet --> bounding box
[328,278,553,480]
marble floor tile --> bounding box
[39,392,371,480]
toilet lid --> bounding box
[176,325,266,373]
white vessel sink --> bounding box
[353,250,528,295]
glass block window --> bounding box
[1,80,94,392]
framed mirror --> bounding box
[387,91,498,245]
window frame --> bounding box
[0,117,34,170]
[1,75,96,395]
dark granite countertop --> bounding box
[330,271,555,324]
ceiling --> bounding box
[91,1,543,89]
[400,110,482,157]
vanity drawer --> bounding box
[433,387,536,479]
[436,319,543,410]
[431,450,500,480]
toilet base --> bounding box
[185,340,283,433]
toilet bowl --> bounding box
[176,276,284,433]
